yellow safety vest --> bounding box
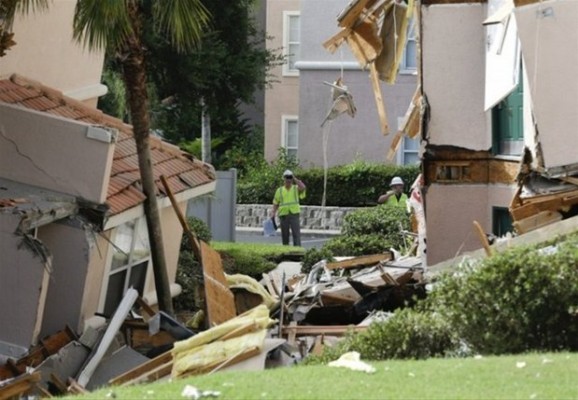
[387,193,408,208]
[273,185,305,216]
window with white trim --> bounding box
[400,18,417,73]
[282,116,299,159]
[283,11,300,76]
[402,137,420,165]
[104,218,150,316]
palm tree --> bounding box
[73,0,210,315]
[0,0,48,56]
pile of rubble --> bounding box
[0,244,424,398]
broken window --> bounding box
[492,206,514,236]
[282,116,299,159]
[104,218,150,316]
[492,68,524,156]
[283,11,300,76]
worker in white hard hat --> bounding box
[271,169,306,246]
[377,176,408,207]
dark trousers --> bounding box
[280,213,301,246]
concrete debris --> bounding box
[1,242,424,397]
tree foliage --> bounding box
[146,0,284,151]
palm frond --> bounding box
[1,0,49,30]
[72,0,133,52]
[153,0,210,53]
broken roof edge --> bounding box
[428,213,578,276]
[9,74,131,134]
[102,179,216,231]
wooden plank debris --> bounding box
[109,351,172,386]
[473,220,492,256]
[369,62,390,135]
[282,325,368,337]
[201,241,237,326]
[0,371,41,399]
[337,0,373,28]
[326,253,392,270]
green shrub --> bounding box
[180,216,212,254]
[305,308,460,364]
[319,205,411,256]
[174,252,203,312]
[219,248,276,278]
[323,234,395,257]
[237,157,420,207]
[430,237,578,354]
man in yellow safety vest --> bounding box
[377,176,408,208]
[271,169,306,246]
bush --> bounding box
[305,308,460,364]
[174,252,203,312]
[323,234,396,257]
[430,236,578,354]
[219,248,277,278]
[180,216,212,254]
[237,157,420,207]
[319,206,411,256]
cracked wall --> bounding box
[0,214,51,353]
[0,103,114,204]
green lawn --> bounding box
[70,352,578,399]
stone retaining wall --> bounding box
[236,204,360,231]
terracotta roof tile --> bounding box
[0,74,215,216]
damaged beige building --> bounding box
[326,0,578,265]
[419,0,578,264]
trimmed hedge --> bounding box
[238,159,420,207]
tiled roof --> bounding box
[0,74,215,216]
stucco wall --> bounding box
[0,214,49,351]
[426,184,517,265]
[80,201,186,327]
[0,0,105,103]
[298,70,416,167]
[0,104,114,203]
[264,0,301,161]
[38,220,91,337]
[422,4,488,150]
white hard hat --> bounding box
[283,169,293,177]
[390,176,404,186]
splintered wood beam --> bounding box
[109,351,172,386]
[326,253,392,270]
[473,220,492,256]
[323,28,352,53]
[281,325,368,336]
[513,211,563,234]
[160,175,201,262]
[0,371,41,399]
[369,62,390,135]
[387,131,404,161]
[338,0,373,28]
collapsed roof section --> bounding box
[0,74,216,217]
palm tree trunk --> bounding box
[121,31,174,315]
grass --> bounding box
[212,241,304,258]
[68,352,578,399]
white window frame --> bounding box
[282,11,300,77]
[399,18,418,74]
[98,217,151,315]
[396,117,420,165]
[281,115,299,159]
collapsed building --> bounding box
[324,0,578,266]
